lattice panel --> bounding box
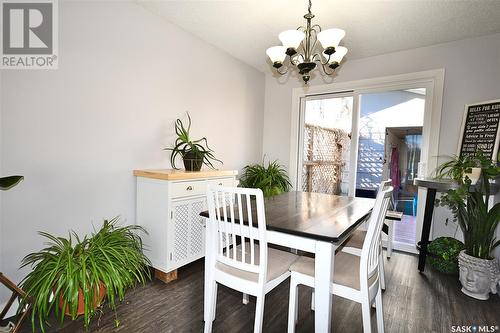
[173,203,190,262]
[302,124,350,195]
[190,200,205,256]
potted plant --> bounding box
[239,159,292,197]
[435,151,500,300]
[19,217,151,331]
[0,175,25,333]
[164,113,222,171]
[427,237,465,274]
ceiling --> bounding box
[139,0,500,72]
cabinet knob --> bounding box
[218,183,223,186]
[186,186,193,191]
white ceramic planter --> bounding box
[463,167,481,185]
[458,250,500,300]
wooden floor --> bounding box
[9,252,500,333]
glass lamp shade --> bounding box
[329,46,348,63]
[278,30,305,50]
[324,46,348,69]
[266,46,286,64]
[317,28,346,49]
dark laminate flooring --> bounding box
[9,252,500,333]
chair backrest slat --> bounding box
[237,193,246,264]
[361,181,393,286]
[246,192,256,266]
[207,186,268,280]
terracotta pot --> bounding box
[58,282,106,316]
[458,250,500,300]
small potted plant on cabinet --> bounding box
[435,151,500,300]
[19,217,151,331]
[164,113,222,171]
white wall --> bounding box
[262,33,500,255]
[0,0,264,293]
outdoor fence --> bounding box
[302,124,350,195]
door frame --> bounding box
[288,69,445,244]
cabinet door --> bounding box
[169,197,206,270]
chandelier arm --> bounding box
[313,52,330,65]
[291,53,305,66]
[311,24,322,32]
[320,62,335,76]
[297,26,306,31]
[276,66,288,75]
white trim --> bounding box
[390,241,419,254]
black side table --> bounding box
[414,178,499,272]
[413,178,457,272]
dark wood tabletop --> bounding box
[199,191,375,243]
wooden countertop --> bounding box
[133,169,238,181]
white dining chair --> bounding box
[204,186,298,333]
[342,180,392,290]
[287,184,393,333]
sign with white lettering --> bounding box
[458,99,500,160]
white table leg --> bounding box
[314,241,335,333]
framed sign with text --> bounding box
[457,99,500,160]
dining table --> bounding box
[200,191,375,332]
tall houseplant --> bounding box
[164,113,222,171]
[240,159,292,197]
[19,218,151,331]
[435,151,500,299]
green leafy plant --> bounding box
[19,217,151,332]
[164,112,222,170]
[428,237,465,274]
[0,175,24,190]
[435,151,500,259]
[240,159,292,197]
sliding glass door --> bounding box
[296,86,431,254]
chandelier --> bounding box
[266,0,348,84]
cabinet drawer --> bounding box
[171,180,207,198]
[207,178,235,188]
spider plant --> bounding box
[164,112,222,171]
[19,217,151,332]
[435,151,500,259]
[0,175,23,190]
[240,159,292,197]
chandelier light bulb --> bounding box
[266,46,287,67]
[317,28,346,52]
[278,30,305,55]
[324,46,348,63]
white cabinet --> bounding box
[134,169,238,277]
